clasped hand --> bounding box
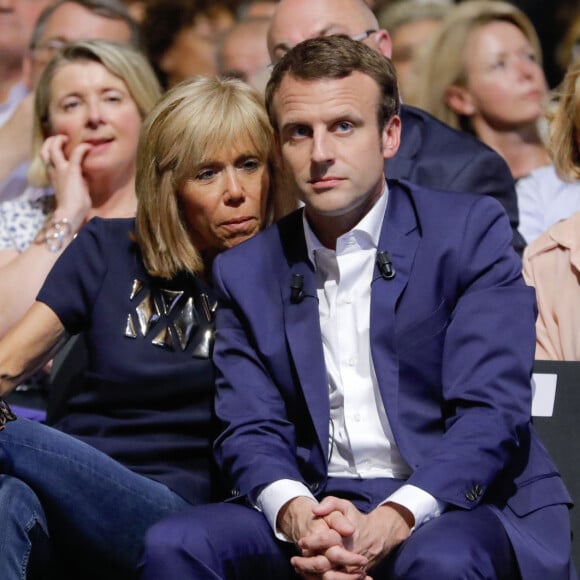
[278,496,413,579]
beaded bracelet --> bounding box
[44,217,72,253]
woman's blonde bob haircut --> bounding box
[28,40,161,187]
[549,61,580,181]
[135,75,278,279]
[408,0,542,133]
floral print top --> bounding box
[0,187,54,252]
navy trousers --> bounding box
[139,478,520,580]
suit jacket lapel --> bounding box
[371,183,420,440]
[278,213,330,465]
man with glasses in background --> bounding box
[0,0,55,202]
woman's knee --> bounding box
[0,475,52,579]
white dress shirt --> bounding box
[257,184,445,539]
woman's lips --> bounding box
[221,217,257,233]
[84,137,114,153]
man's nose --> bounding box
[311,130,333,163]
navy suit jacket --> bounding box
[212,181,572,579]
[389,105,525,254]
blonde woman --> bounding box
[523,62,580,360]
[518,61,580,243]
[0,73,278,579]
[409,1,549,181]
[0,40,161,340]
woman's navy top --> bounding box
[38,217,218,504]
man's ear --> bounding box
[445,85,476,116]
[382,114,401,159]
[374,29,393,59]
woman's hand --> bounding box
[41,135,92,229]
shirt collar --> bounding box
[303,181,389,266]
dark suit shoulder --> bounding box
[394,105,514,191]
[399,105,501,156]
[392,105,522,254]
[213,209,302,273]
[389,178,508,234]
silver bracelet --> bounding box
[44,217,72,253]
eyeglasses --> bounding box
[30,39,68,61]
[349,29,378,42]
[268,29,379,70]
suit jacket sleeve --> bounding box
[212,251,309,500]
[399,195,537,509]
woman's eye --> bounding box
[241,159,260,171]
[197,168,217,180]
[62,99,80,111]
[525,52,537,63]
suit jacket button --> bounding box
[465,491,476,502]
[474,484,483,497]
[310,482,319,492]
[230,489,240,497]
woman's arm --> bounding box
[0,301,67,395]
[0,243,76,338]
[0,135,92,338]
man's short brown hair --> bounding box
[265,35,400,133]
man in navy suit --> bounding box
[139,35,573,579]
[267,0,525,255]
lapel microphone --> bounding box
[290,273,305,304]
[376,251,396,280]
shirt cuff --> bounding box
[256,479,317,541]
[385,484,446,531]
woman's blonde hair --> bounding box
[549,61,580,180]
[28,39,161,186]
[408,0,542,133]
[135,75,282,279]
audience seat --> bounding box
[532,360,580,572]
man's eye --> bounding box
[335,121,353,133]
[290,126,310,138]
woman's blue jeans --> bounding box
[0,417,190,580]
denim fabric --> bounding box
[0,475,51,580]
[0,418,190,580]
